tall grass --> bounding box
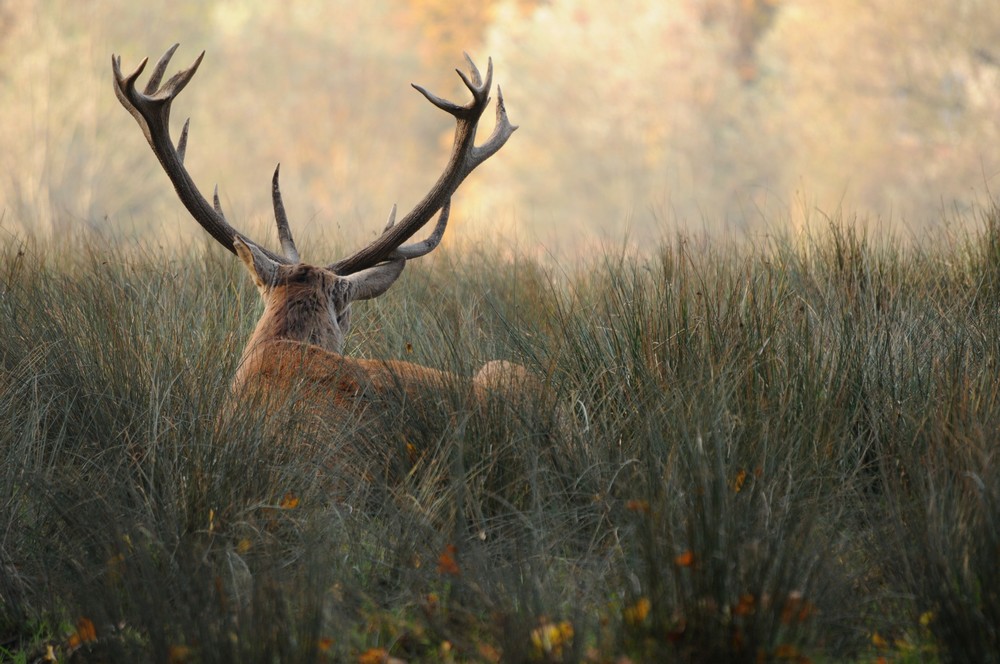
[1,211,999,662]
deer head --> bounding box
[112,45,515,357]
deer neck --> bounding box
[259,285,344,348]
[233,287,347,388]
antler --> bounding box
[113,46,510,272]
[327,53,517,275]
[112,44,289,265]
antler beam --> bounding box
[114,46,513,274]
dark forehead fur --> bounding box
[270,264,347,299]
[276,263,328,286]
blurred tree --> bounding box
[392,0,542,67]
[732,0,781,82]
[393,0,494,66]
[479,0,1000,245]
[759,0,1000,231]
[480,0,782,247]
[0,3,13,47]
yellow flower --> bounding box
[531,620,574,659]
[624,597,651,625]
[168,644,193,663]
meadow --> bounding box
[1,211,998,663]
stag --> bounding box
[112,45,534,451]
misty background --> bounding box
[2,0,999,256]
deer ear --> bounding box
[343,259,405,301]
[234,237,280,294]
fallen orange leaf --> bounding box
[358,647,388,664]
[734,593,755,616]
[279,492,300,509]
[625,499,651,513]
[773,643,801,660]
[477,642,502,662]
[437,543,460,576]
[732,468,748,493]
[674,550,695,567]
[71,617,97,646]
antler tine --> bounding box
[380,200,450,257]
[272,165,300,263]
[461,52,484,88]
[390,200,450,260]
[212,186,226,221]
[411,83,467,117]
[473,85,517,162]
[112,45,288,266]
[328,54,515,276]
[177,118,189,163]
[383,204,398,231]
[143,43,179,95]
